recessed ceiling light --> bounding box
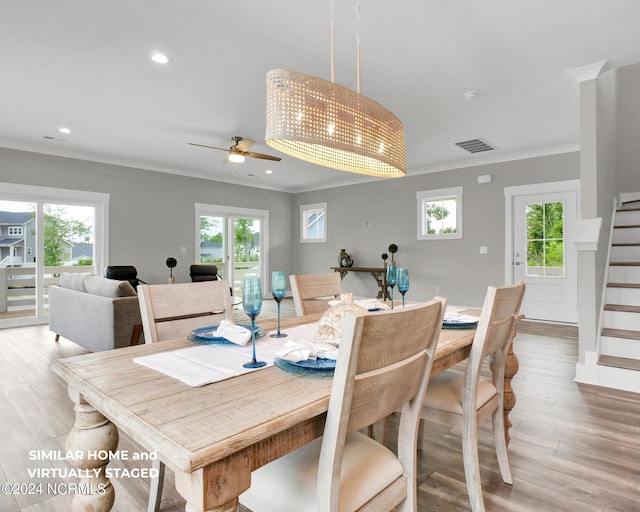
[59,127,71,134]
[265,169,273,174]
[151,53,169,64]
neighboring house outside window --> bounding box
[0,211,33,265]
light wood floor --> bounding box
[1,298,639,511]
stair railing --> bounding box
[596,197,620,359]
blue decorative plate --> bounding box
[189,324,262,344]
[274,357,336,375]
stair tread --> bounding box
[613,224,640,229]
[607,282,640,288]
[610,262,640,266]
[598,355,640,371]
[617,207,640,212]
[604,304,640,313]
[601,327,640,340]
[612,243,640,246]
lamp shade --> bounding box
[265,69,406,178]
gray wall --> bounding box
[616,62,640,191]
[0,148,294,284]
[293,152,580,308]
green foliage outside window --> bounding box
[526,202,564,270]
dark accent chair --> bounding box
[189,264,220,282]
[104,265,146,288]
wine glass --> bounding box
[242,276,266,368]
[386,264,398,310]
[397,268,409,308]
[270,271,287,338]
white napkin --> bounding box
[354,298,390,310]
[215,319,252,345]
[276,340,339,363]
[444,313,480,323]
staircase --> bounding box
[598,197,640,375]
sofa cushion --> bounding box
[84,275,137,298]
[58,272,92,292]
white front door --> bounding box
[506,182,579,323]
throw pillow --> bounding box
[84,275,137,298]
[58,272,92,292]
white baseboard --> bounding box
[575,350,640,393]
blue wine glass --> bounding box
[397,268,409,308]
[387,264,398,310]
[242,276,266,368]
[270,271,287,338]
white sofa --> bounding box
[49,273,143,352]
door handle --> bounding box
[514,261,522,266]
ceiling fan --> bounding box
[188,136,282,164]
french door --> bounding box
[0,183,109,328]
[195,204,269,299]
[505,181,579,323]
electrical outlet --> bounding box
[180,246,187,254]
[480,246,488,254]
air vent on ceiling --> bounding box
[454,138,494,154]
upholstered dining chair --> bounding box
[137,279,233,512]
[419,282,526,512]
[239,297,447,512]
[290,272,343,316]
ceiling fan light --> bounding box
[265,69,405,178]
[228,152,245,163]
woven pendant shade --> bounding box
[265,69,406,178]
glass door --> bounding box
[196,204,269,300]
[0,200,37,323]
[0,183,108,328]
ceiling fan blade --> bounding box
[245,151,282,162]
[222,155,231,164]
[235,138,254,152]
[188,142,229,152]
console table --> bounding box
[330,266,388,300]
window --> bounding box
[300,202,327,243]
[525,201,565,277]
[8,226,23,236]
[417,187,463,240]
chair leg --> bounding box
[461,415,485,512]
[492,408,513,484]
[55,334,60,342]
[148,459,165,512]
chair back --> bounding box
[104,265,144,288]
[318,298,447,509]
[137,280,233,342]
[189,264,219,282]
[466,282,526,407]
[289,272,342,316]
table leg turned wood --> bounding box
[503,340,519,445]
[65,388,118,512]
[175,452,251,512]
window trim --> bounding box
[416,186,463,240]
[300,202,327,243]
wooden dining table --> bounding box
[51,310,518,512]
